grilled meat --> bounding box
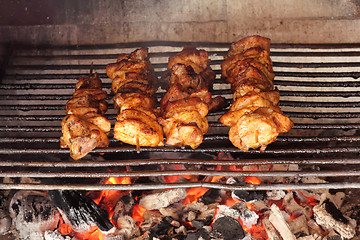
[61,73,110,160]
[220,35,293,151]
[159,46,221,149]
[106,48,164,147]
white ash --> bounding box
[232,202,258,229]
[269,204,296,240]
[9,190,60,240]
[158,202,183,220]
[313,195,357,239]
[104,235,124,240]
[216,205,240,219]
[44,230,76,240]
[181,202,209,222]
[226,177,237,185]
[267,190,286,201]
[139,188,187,210]
[175,225,187,235]
[297,235,322,240]
[116,215,140,239]
[307,219,329,237]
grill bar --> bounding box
[1,42,359,191]
[0,182,359,191]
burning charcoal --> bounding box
[185,228,210,240]
[283,192,306,218]
[211,216,245,240]
[227,177,266,202]
[262,217,280,240]
[47,190,114,233]
[148,216,176,237]
[266,190,286,201]
[9,190,60,240]
[139,189,187,210]
[44,230,74,240]
[199,188,226,204]
[159,202,183,220]
[216,205,240,219]
[0,209,11,235]
[104,235,124,240]
[112,193,135,224]
[288,215,309,237]
[181,202,211,222]
[269,204,296,240]
[191,216,213,229]
[114,215,140,239]
[313,195,356,239]
[232,202,259,229]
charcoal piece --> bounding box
[185,228,210,240]
[9,190,60,240]
[112,193,135,223]
[191,215,213,229]
[47,190,114,233]
[324,199,348,224]
[232,189,266,202]
[149,216,175,236]
[211,216,245,240]
[199,189,225,204]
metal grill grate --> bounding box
[0,42,359,191]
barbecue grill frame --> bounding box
[1,41,359,191]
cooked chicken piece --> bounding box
[75,74,103,90]
[72,88,108,101]
[232,78,274,99]
[208,96,228,113]
[113,92,156,111]
[61,115,109,160]
[161,122,204,149]
[230,90,280,111]
[222,57,275,83]
[166,64,215,92]
[164,97,209,119]
[113,119,164,147]
[160,84,191,112]
[107,48,164,148]
[168,46,210,74]
[220,35,293,151]
[228,112,279,152]
[226,35,271,57]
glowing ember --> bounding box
[132,204,147,223]
[183,187,209,205]
[74,226,106,240]
[245,176,261,185]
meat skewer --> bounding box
[60,71,110,160]
[159,46,223,149]
[220,35,293,151]
[106,48,164,148]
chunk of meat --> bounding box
[61,115,109,160]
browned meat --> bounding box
[220,35,293,151]
[106,48,164,147]
[159,47,218,149]
[61,73,110,160]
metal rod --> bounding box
[0,182,359,191]
[1,170,360,178]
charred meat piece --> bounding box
[220,35,293,151]
[60,73,110,160]
[159,46,222,149]
[106,48,164,147]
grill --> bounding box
[1,42,360,191]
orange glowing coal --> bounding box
[245,176,261,185]
[183,187,209,205]
[132,204,147,223]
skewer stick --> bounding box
[136,136,140,153]
[89,62,94,77]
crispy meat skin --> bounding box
[168,46,210,74]
[61,115,109,160]
[220,36,293,151]
[107,48,164,147]
[61,73,110,160]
